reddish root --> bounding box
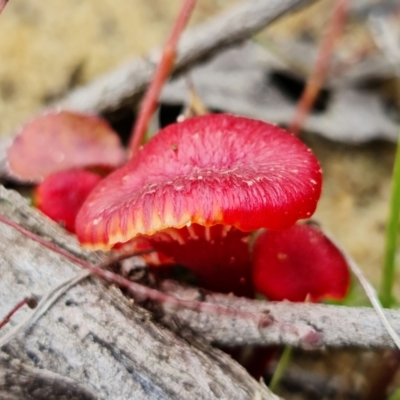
[128,0,197,156]
[289,0,349,136]
[0,0,9,16]
[0,297,37,330]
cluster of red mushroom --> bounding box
[7,111,350,302]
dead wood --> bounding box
[0,186,279,400]
[0,351,97,400]
[160,42,399,143]
[157,280,400,351]
[53,0,313,116]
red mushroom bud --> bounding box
[35,169,103,233]
[252,223,350,302]
[7,111,126,182]
[75,114,322,295]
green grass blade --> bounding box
[380,135,400,308]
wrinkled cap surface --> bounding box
[76,114,322,249]
[252,224,350,302]
[7,111,126,182]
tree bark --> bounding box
[158,281,400,350]
[0,186,279,400]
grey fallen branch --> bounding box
[0,186,278,400]
[158,280,400,350]
[54,0,313,116]
[160,42,399,143]
[0,351,97,400]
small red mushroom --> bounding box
[7,111,126,182]
[252,223,350,302]
[34,169,172,268]
[35,169,103,233]
[75,114,322,295]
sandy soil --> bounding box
[0,0,238,134]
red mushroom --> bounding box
[35,169,103,233]
[75,114,322,295]
[252,223,350,302]
[7,111,126,182]
[34,167,172,268]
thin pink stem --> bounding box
[0,214,151,269]
[0,0,9,15]
[289,0,349,136]
[0,214,267,323]
[0,297,37,330]
[128,0,197,157]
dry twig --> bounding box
[158,280,400,350]
[54,0,314,116]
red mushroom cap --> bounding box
[76,114,322,249]
[252,224,350,302]
[35,169,103,233]
[7,111,126,182]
